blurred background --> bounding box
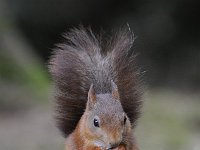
[0,0,200,150]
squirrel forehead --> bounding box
[94,94,124,114]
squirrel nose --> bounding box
[107,142,120,149]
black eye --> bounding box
[93,118,100,127]
[124,116,127,124]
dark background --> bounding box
[5,0,200,90]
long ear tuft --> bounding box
[111,80,120,100]
[87,84,96,110]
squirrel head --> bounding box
[81,81,131,149]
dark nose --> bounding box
[107,143,120,149]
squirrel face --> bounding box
[82,82,130,149]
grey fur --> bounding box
[48,26,142,137]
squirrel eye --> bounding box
[124,116,127,124]
[93,118,100,127]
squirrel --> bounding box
[48,26,142,150]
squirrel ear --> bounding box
[87,84,96,109]
[111,80,120,100]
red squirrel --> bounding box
[49,26,142,150]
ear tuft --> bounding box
[87,84,96,109]
[111,80,120,100]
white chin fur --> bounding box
[93,140,106,148]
